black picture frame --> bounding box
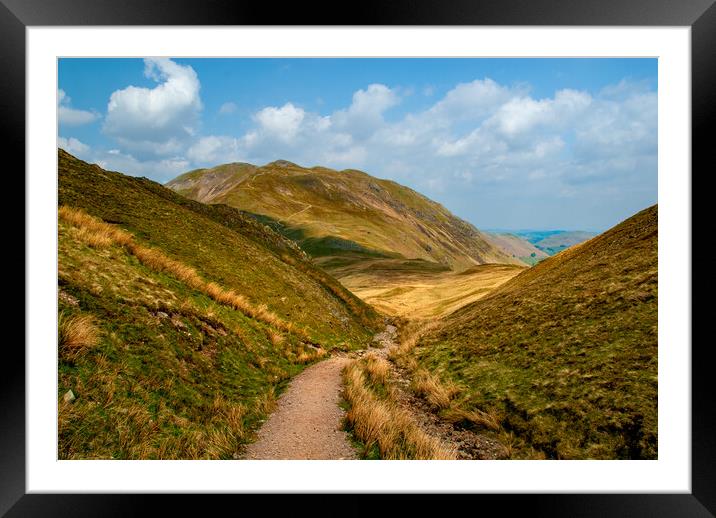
[6,0,712,515]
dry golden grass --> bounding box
[60,205,133,247]
[128,243,204,289]
[58,311,100,361]
[411,369,460,410]
[74,226,113,248]
[443,406,502,432]
[343,361,456,460]
[295,347,327,364]
[334,260,525,320]
[267,329,284,346]
[363,353,391,386]
[59,205,308,339]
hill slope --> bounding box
[57,149,380,459]
[410,205,658,459]
[484,232,549,265]
[167,161,521,270]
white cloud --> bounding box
[82,69,655,229]
[58,137,189,182]
[427,78,517,123]
[187,136,243,164]
[253,103,306,142]
[58,89,98,126]
[488,89,592,137]
[332,84,399,138]
[96,152,190,182]
[103,58,202,156]
[58,136,90,155]
[219,102,237,115]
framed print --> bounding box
[7,0,713,515]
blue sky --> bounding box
[58,58,657,231]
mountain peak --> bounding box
[167,160,522,270]
[266,159,300,168]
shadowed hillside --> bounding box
[408,205,658,459]
[167,160,522,271]
[57,149,381,459]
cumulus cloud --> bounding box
[332,84,399,138]
[487,89,592,137]
[82,65,655,229]
[427,79,518,124]
[103,58,202,157]
[58,89,98,126]
[253,103,307,142]
[185,78,653,208]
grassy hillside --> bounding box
[57,149,381,459]
[408,205,658,459]
[167,160,521,271]
[484,232,549,266]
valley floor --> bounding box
[320,258,525,319]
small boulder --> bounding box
[63,390,76,404]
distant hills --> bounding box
[166,160,521,271]
[487,229,599,258]
[57,149,380,459]
[414,205,658,459]
[483,232,549,266]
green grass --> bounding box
[166,157,520,270]
[59,149,380,347]
[411,205,658,459]
[57,149,382,459]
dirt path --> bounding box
[283,203,313,222]
[241,356,357,460]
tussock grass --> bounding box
[363,353,391,386]
[342,360,456,460]
[59,205,307,338]
[295,347,326,364]
[443,406,502,432]
[128,243,204,289]
[74,227,114,248]
[58,311,100,361]
[60,205,133,247]
[410,369,460,410]
[267,329,284,346]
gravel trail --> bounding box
[241,356,357,460]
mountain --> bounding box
[499,229,598,256]
[483,232,549,265]
[57,149,381,459]
[166,160,522,271]
[410,205,658,459]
